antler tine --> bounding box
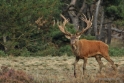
[58,14,71,36]
[60,14,69,27]
[91,15,93,22]
[81,13,87,21]
[77,14,93,35]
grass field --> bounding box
[0,55,124,83]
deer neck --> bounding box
[71,40,80,55]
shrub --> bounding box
[82,34,95,40]
[59,45,73,56]
[36,46,59,56]
[7,48,31,56]
[0,50,8,57]
[0,66,35,83]
[109,47,124,56]
[20,48,31,57]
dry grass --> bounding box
[0,55,124,83]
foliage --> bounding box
[65,23,77,34]
[86,0,93,5]
[35,44,59,56]
[59,45,72,56]
[34,43,72,56]
[0,0,123,56]
[81,34,95,40]
[104,0,124,20]
[0,50,8,57]
[0,66,35,83]
[0,0,62,56]
[114,20,124,27]
[109,47,124,56]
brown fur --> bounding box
[74,39,108,58]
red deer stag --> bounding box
[58,14,117,77]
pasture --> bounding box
[0,55,123,83]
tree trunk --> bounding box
[107,24,112,44]
[3,34,7,51]
[68,0,79,31]
[77,0,86,17]
[99,7,104,41]
[68,0,86,31]
[93,0,101,40]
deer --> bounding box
[57,14,117,78]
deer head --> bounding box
[58,14,93,45]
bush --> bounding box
[59,45,73,56]
[34,44,72,56]
[109,47,124,56]
[7,48,31,56]
[0,66,35,83]
[20,48,31,56]
[0,50,8,57]
[36,46,59,56]
[82,34,95,40]
[33,42,59,56]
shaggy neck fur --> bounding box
[71,40,80,56]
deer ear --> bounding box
[76,35,81,39]
[65,35,71,39]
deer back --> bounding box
[73,39,109,58]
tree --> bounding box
[61,0,124,44]
[0,0,61,55]
[62,0,95,31]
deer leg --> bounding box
[95,55,104,73]
[83,58,87,75]
[103,54,117,72]
[73,56,79,78]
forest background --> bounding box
[0,0,124,57]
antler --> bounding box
[57,14,72,36]
[77,14,93,35]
